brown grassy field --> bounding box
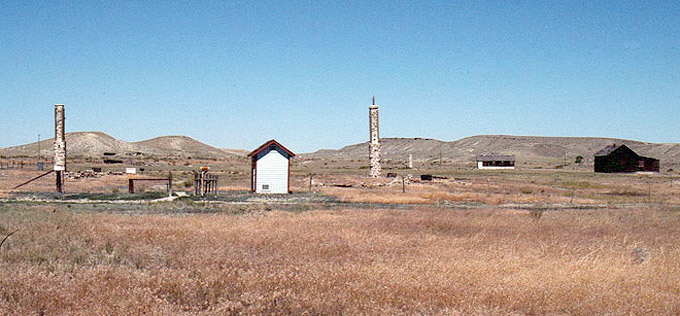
[2,164,680,315]
[1,202,679,315]
[311,170,680,206]
[3,157,677,206]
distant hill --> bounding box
[134,136,233,159]
[305,135,680,169]
[0,132,245,159]
[453,135,680,167]
[220,148,250,156]
[3,133,678,169]
[311,138,453,159]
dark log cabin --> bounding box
[594,144,659,173]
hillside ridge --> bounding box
[0,132,244,159]
[305,135,680,168]
[3,133,678,168]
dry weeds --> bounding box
[1,204,679,315]
[320,182,595,205]
[314,171,680,206]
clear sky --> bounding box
[1,1,679,153]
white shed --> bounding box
[476,154,516,170]
[248,140,295,194]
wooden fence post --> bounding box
[168,171,173,196]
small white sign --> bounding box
[125,168,136,174]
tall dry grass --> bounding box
[320,182,596,205]
[1,204,679,315]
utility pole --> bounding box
[439,145,442,167]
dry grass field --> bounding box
[311,170,680,206]
[1,202,679,315]
[2,163,680,315]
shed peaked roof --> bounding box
[594,144,629,156]
[248,139,295,158]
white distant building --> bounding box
[476,154,516,170]
[248,140,295,194]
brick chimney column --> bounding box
[369,98,381,177]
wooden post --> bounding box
[129,179,134,194]
[205,175,209,196]
[487,179,491,197]
[439,146,442,167]
[202,172,205,197]
[402,175,406,193]
[309,174,313,192]
[168,171,173,196]
[193,171,199,196]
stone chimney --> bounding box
[369,97,381,177]
[53,104,66,172]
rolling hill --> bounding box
[0,132,244,159]
[134,136,236,159]
[3,132,678,169]
[306,135,680,169]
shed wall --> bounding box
[594,146,639,173]
[255,149,289,194]
[478,165,515,170]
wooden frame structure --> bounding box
[194,171,218,196]
[128,171,173,195]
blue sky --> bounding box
[1,1,679,153]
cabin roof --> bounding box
[476,154,515,162]
[594,144,629,156]
[248,139,295,158]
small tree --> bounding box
[575,156,584,164]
